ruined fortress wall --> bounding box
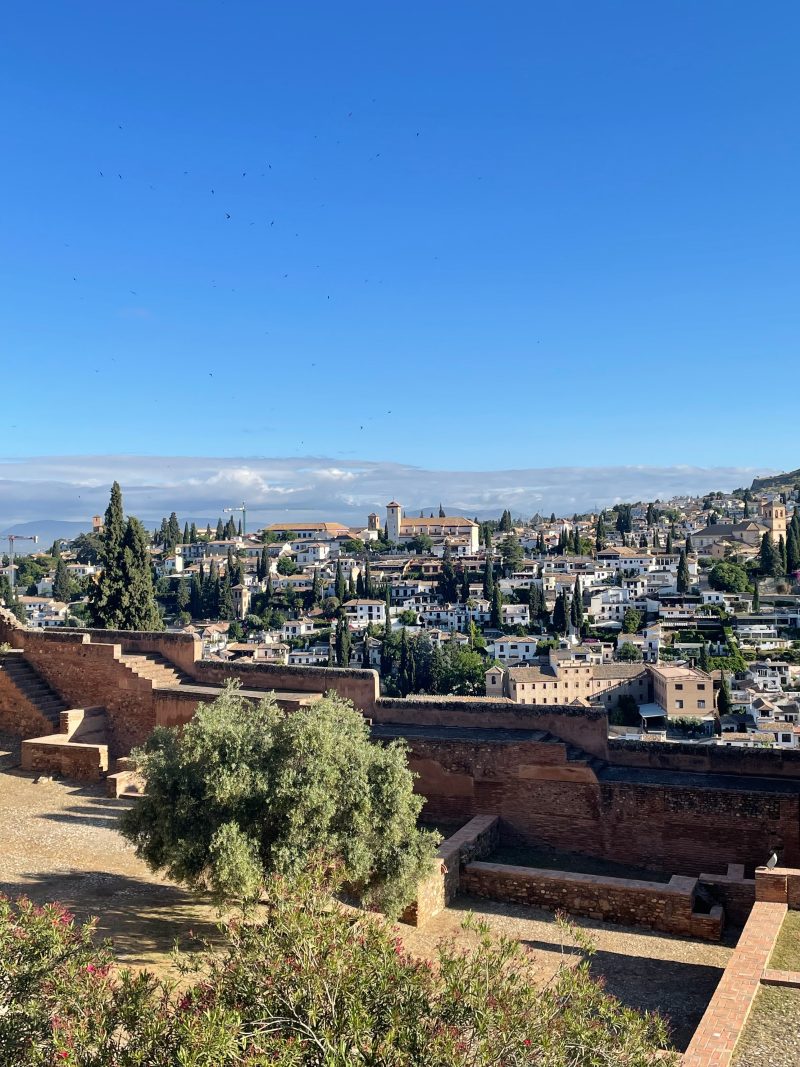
[609,737,800,779]
[405,735,800,876]
[192,660,380,711]
[375,698,610,759]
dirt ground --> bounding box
[1,734,733,1050]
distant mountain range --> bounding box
[0,520,92,552]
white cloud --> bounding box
[0,454,775,530]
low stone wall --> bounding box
[403,815,500,927]
[462,862,723,940]
[699,864,756,927]
[21,737,109,780]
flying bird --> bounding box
[225,213,231,219]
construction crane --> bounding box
[223,502,247,537]
[2,533,39,595]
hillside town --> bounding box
[5,475,800,752]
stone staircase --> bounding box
[0,650,69,731]
[117,650,193,688]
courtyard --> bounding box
[0,734,734,1051]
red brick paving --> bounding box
[682,901,786,1067]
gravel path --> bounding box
[732,986,800,1067]
[0,735,219,973]
[402,894,735,1052]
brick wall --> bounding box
[462,863,723,940]
[610,736,800,779]
[193,660,379,711]
[376,697,609,758]
[3,630,158,758]
[405,735,800,876]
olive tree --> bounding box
[120,684,438,918]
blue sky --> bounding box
[1,3,798,520]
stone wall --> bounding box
[404,733,800,875]
[699,865,756,927]
[462,862,723,940]
[193,660,379,712]
[403,815,500,927]
[20,738,109,780]
[5,631,157,758]
[376,697,609,759]
[609,736,800,779]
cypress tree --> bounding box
[778,535,787,574]
[182,522,190,545]
[676,549,690,594]
[384,584,392,637]
[666,531,673,554]
[759,532,779,577]
[120,517,162,630]
[699,640,709,672]
[335,609,351,667]
[552,589,568,634]
[347,574,356,600]
[205,524,212,540]
[237,519,243,537]
[438,503,446,518]
[685,533,693,556]
[335,561,345,603]
[364,557,373,599]
[190,574,203,618]
[595,514,606,552]
[176,577,190,614]
[787,528,800,576]
[215,518,224,540]
[483,553,494,600]
[439,544,458,602]
[220,571,234,621]
[460,569,470,604]
[572,576,584,631]
[257,545,268,582]
[53,557,72,604]
[265,571,273,604]
[490,584,503,629]
[204,560,220,618]
[752,579,760,612]
[311,568,322,606]
[189,522,198,544]
[356,572,365,597]
[717,676,732,717]
[89,481,127,628]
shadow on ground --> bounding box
[0,868,222,972]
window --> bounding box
[675,683,684,691]
[676,700,684,709]
[782,734,791,744]
[698,700,706,709]
[697,683,706,691]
